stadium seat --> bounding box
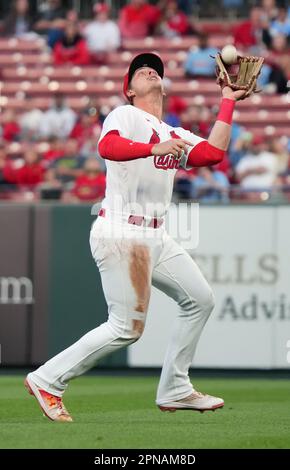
[122,35,234,51]
[0,53,52,67]
[0,38,45,53]
[234,110,290,126]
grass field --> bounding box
[0,375,289,449]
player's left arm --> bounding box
[186,86,247,168]
[208,87,246,150]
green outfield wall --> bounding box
[0,203,126,367]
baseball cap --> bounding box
[123,53,164,101]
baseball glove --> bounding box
[215,53,264,100]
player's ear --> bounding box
[127,89,136,100]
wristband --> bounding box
[216,98,235,125]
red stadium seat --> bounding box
[186,94,290,111]
[122,35,233,52]
[0,38,45,53]
[234,110,290,125]
[0,53,52,67]
[246,126,289,137]
[199,20,241,34]
[1,65,185,82]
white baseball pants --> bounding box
[31,213,214,405]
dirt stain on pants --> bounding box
[129,244,151,336]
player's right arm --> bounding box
[98,132,191,161]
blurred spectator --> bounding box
[50,139,85,185]
[0,0,34,38]
[268,136,289,174]
[72,158,106,202]
[213,151,231,178]
[229,121,244,152]
[43,137,65,163]
[270,31,289,52]
[235,135,278,192]
[86,98,107,123]
[66,9,79,23]
[70,107,102,155]
[159,0,190,37]
[167,95,187,116]
[39,94,76,139]
[233,6,270,51]
[3,148,44,188]
[163,77,187,114]
[38,168,62,200]
[270,5,290,38]
[230,131,253,169]
[84,3,120,63]
[176,0,194,15]
[162,78,187,127]
[261,0,278,22]
[226,124,245,170]
[34,0,66,47]
[45,8,80,48]
[222,0,243,9]
[280,136,290,199]
[34,0,66,28]
[20,98,44,140]
[268,66,288,94]
[174,170,193,199]
[180,104,211,138]
[257,62,272,87]
[191,167,230,203]
[184,33,218,78]
[2,110,21,142]
[257,59,288,94]
[0,144,9,188]
[119,0,161,38]
[163,99,181,127]
[53,21,90,65]
[268,34,290,88]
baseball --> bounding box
[221,45,238,65]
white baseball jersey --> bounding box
[98,105,205,217]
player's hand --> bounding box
[151,139,192,158]
[222,86,247,101]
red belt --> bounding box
[98,208,163,229]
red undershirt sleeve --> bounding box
[187,141,225,167]
[98,130,154,162]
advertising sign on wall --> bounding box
[129,206,290,369]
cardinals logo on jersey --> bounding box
[154,155,180,170]
[150,129,182,171]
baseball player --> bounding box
[25,52,248,422]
